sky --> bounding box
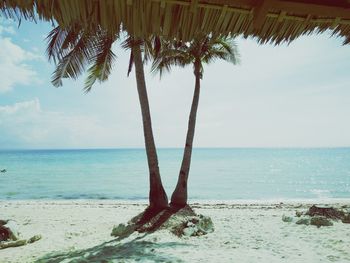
[0,18,350,149]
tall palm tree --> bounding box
[152,35,240,207]
[47,25,168,209]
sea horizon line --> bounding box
[1,146,350,151]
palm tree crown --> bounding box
[152,35,240,78]
[46,25,118,92]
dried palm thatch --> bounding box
[1,0,350,44]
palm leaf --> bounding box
[151,35,239,79]
[51,31,96,87]
[46,26,69,63]
[84,34,116,92]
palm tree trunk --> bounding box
[133,44,168,209]
[171,64,201,207]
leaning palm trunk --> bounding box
[133,44,168,209]
[171,64,201,207]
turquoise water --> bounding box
[0,148,350,200]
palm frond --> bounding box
[0,2,36,23]
[143,36,163,64]
[84,34,116,92]
[214,38,240,64]
[200,37,240,68]
[151,40,193,78]
[51,30,97,87]
[121,36,143,50]
[48,24,118,92]
[46,26,69,63]
[151,35,239,79]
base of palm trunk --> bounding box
[170,188,187,208]
[149,188,169,210]
[169,201,187,209]
[111,205,214,238]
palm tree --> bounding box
[47,25,168,210]
[152,35,240,207]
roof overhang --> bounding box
[1,0,350,44]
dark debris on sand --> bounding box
[306,205,346,220]
[284,204,350,228]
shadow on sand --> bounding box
[35,207,192,263]
[35,239,187,262]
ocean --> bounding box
[0,148,349,201]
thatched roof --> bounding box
[1,0,350,44]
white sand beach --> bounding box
[1,200,350,263]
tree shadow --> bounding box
[35,236,189,263]
[35,206,196,263]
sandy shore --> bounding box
[1,200,350,263]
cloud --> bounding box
[0,99,130,148]
[0,98,41,114]
[0,23,15,35]
[0,21,40,93]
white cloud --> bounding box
[0,99,130,148]
[0,98,41,114]
[0,24,15,35]
[0,17,16,35]
[0,22,41,93]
